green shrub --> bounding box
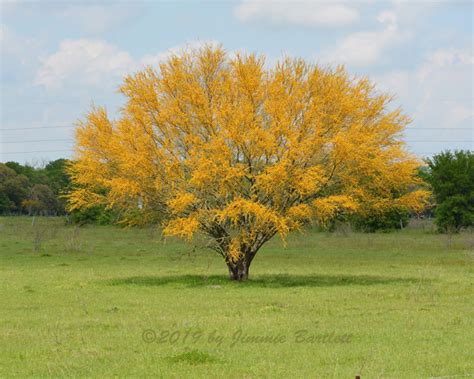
[351,209,409,232]
[434,195,473,233]
[69,205,117,225]
[423,150,473,233]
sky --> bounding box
[0,0,473,165]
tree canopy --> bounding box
[0,164,29,213]
[68,45,429,280]
[0,160,70,215]
[423,150,473,232]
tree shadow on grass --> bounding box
[107,273,418,288]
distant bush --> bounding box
[351,209,409,232]
[434,195,473,233]
[69,205,118,225]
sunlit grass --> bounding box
[1,217,472,377]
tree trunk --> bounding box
[227,260,249,281]
[226,252,256,281]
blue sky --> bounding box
[1,0,472,164]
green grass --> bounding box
[1,217,473,378]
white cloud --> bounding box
[0,24,41,58]
[35,39,220,90]
[0,0,22,16]
[55,4,143,35]
[415,48,474,130]
[234,0,359,28]
[0,24,18,54]
[321,8,410,67]
[35,39,133,89]
[376,47,474,131]
[140,40,220,67]
[419,48,474,79]
[449,105,473,126]
[2,2,143,35]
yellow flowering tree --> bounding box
[68,45,429,280]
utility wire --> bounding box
[0,125,472,131]
[405,128,472,130]
[1,139,470,144]
[2,139,74,144]
[0,125,75,131]
[2,149,74,154]
[0,149,453,155]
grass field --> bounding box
[1,217,473,378]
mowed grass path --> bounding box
[1,217,473,378]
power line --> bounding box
[2,139,74,144]
[2,149,73,154]
[404,127,472,130]
[5,139,466,149]
[1,139,469,144]
[0,125,74,131]
[0,125,472,131]
[408,140,472,143]
[1,149,458,156]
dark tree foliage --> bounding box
[5,161,48,185]
[0,159,71,216]
[423,150,473,232]
[2,159,110,223]
[44,159,71,193]
[24,184,59,215]
[351,209,410,232]
[0,164,29,213]
[69,205,118,225]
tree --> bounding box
[44,159,71,193]
[424,150,473,232]
[44,159,71,214]
[0,164,29,213]
[68,45,429,280]
[5,161,47,185]
[1,160,72,216]
[23,184,59,216]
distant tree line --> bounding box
[0,159,116,223]
[0,159,70,216]
[0,150,472,232]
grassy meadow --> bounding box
[1,217,473,378]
